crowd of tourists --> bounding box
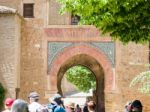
[2,91,143,112]
[2,91,96,112]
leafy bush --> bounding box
[65,65,96,92]
[0,83,5,110]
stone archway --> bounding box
[58,54,104,111]
[48,44,114,112]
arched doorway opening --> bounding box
[48,44,114,112]
[57,54,105,111]
[61,65,96,107]
[57,54,105,110]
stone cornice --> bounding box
[0,5,17,14]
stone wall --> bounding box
[114,42,149,112]
[0,13,21,98]
[104,42,149,112]
[48,0,70,25]
[20,18,47,103]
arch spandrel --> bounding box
[48,44,114,92]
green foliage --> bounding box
[58,0,150,44]
[130,71,150,95]
[0,83,5,110]
[65,65,96,92]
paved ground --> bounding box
[63,91,92,108]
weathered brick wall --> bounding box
[115,42,149,112]
[18,0,49,103]
[49,0,70,25]
[61,76,77,94]
[20,19,47,103]
[104,42,149,112]
[0,14,21,98]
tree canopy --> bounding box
[65,65,96,92]
[58,0,150,44]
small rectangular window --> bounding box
[23,4,34,18]
[71,15,80,25]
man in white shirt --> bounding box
[28,91,42,112]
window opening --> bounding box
[71,15,80,25]
[23,4,34,18]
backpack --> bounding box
[47,104,57,112]
[48,106,57,112]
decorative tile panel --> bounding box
[90,42,115,67]
[48,42,115,71]
[48,42,72,70]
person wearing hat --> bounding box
[28,91,42,112]
[47,93,66,112]
[2,98,14,112]
[131,100,143,112]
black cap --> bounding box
[131,100,143,108]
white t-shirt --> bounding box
[28,102,42,112]
[2,109,11,112]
